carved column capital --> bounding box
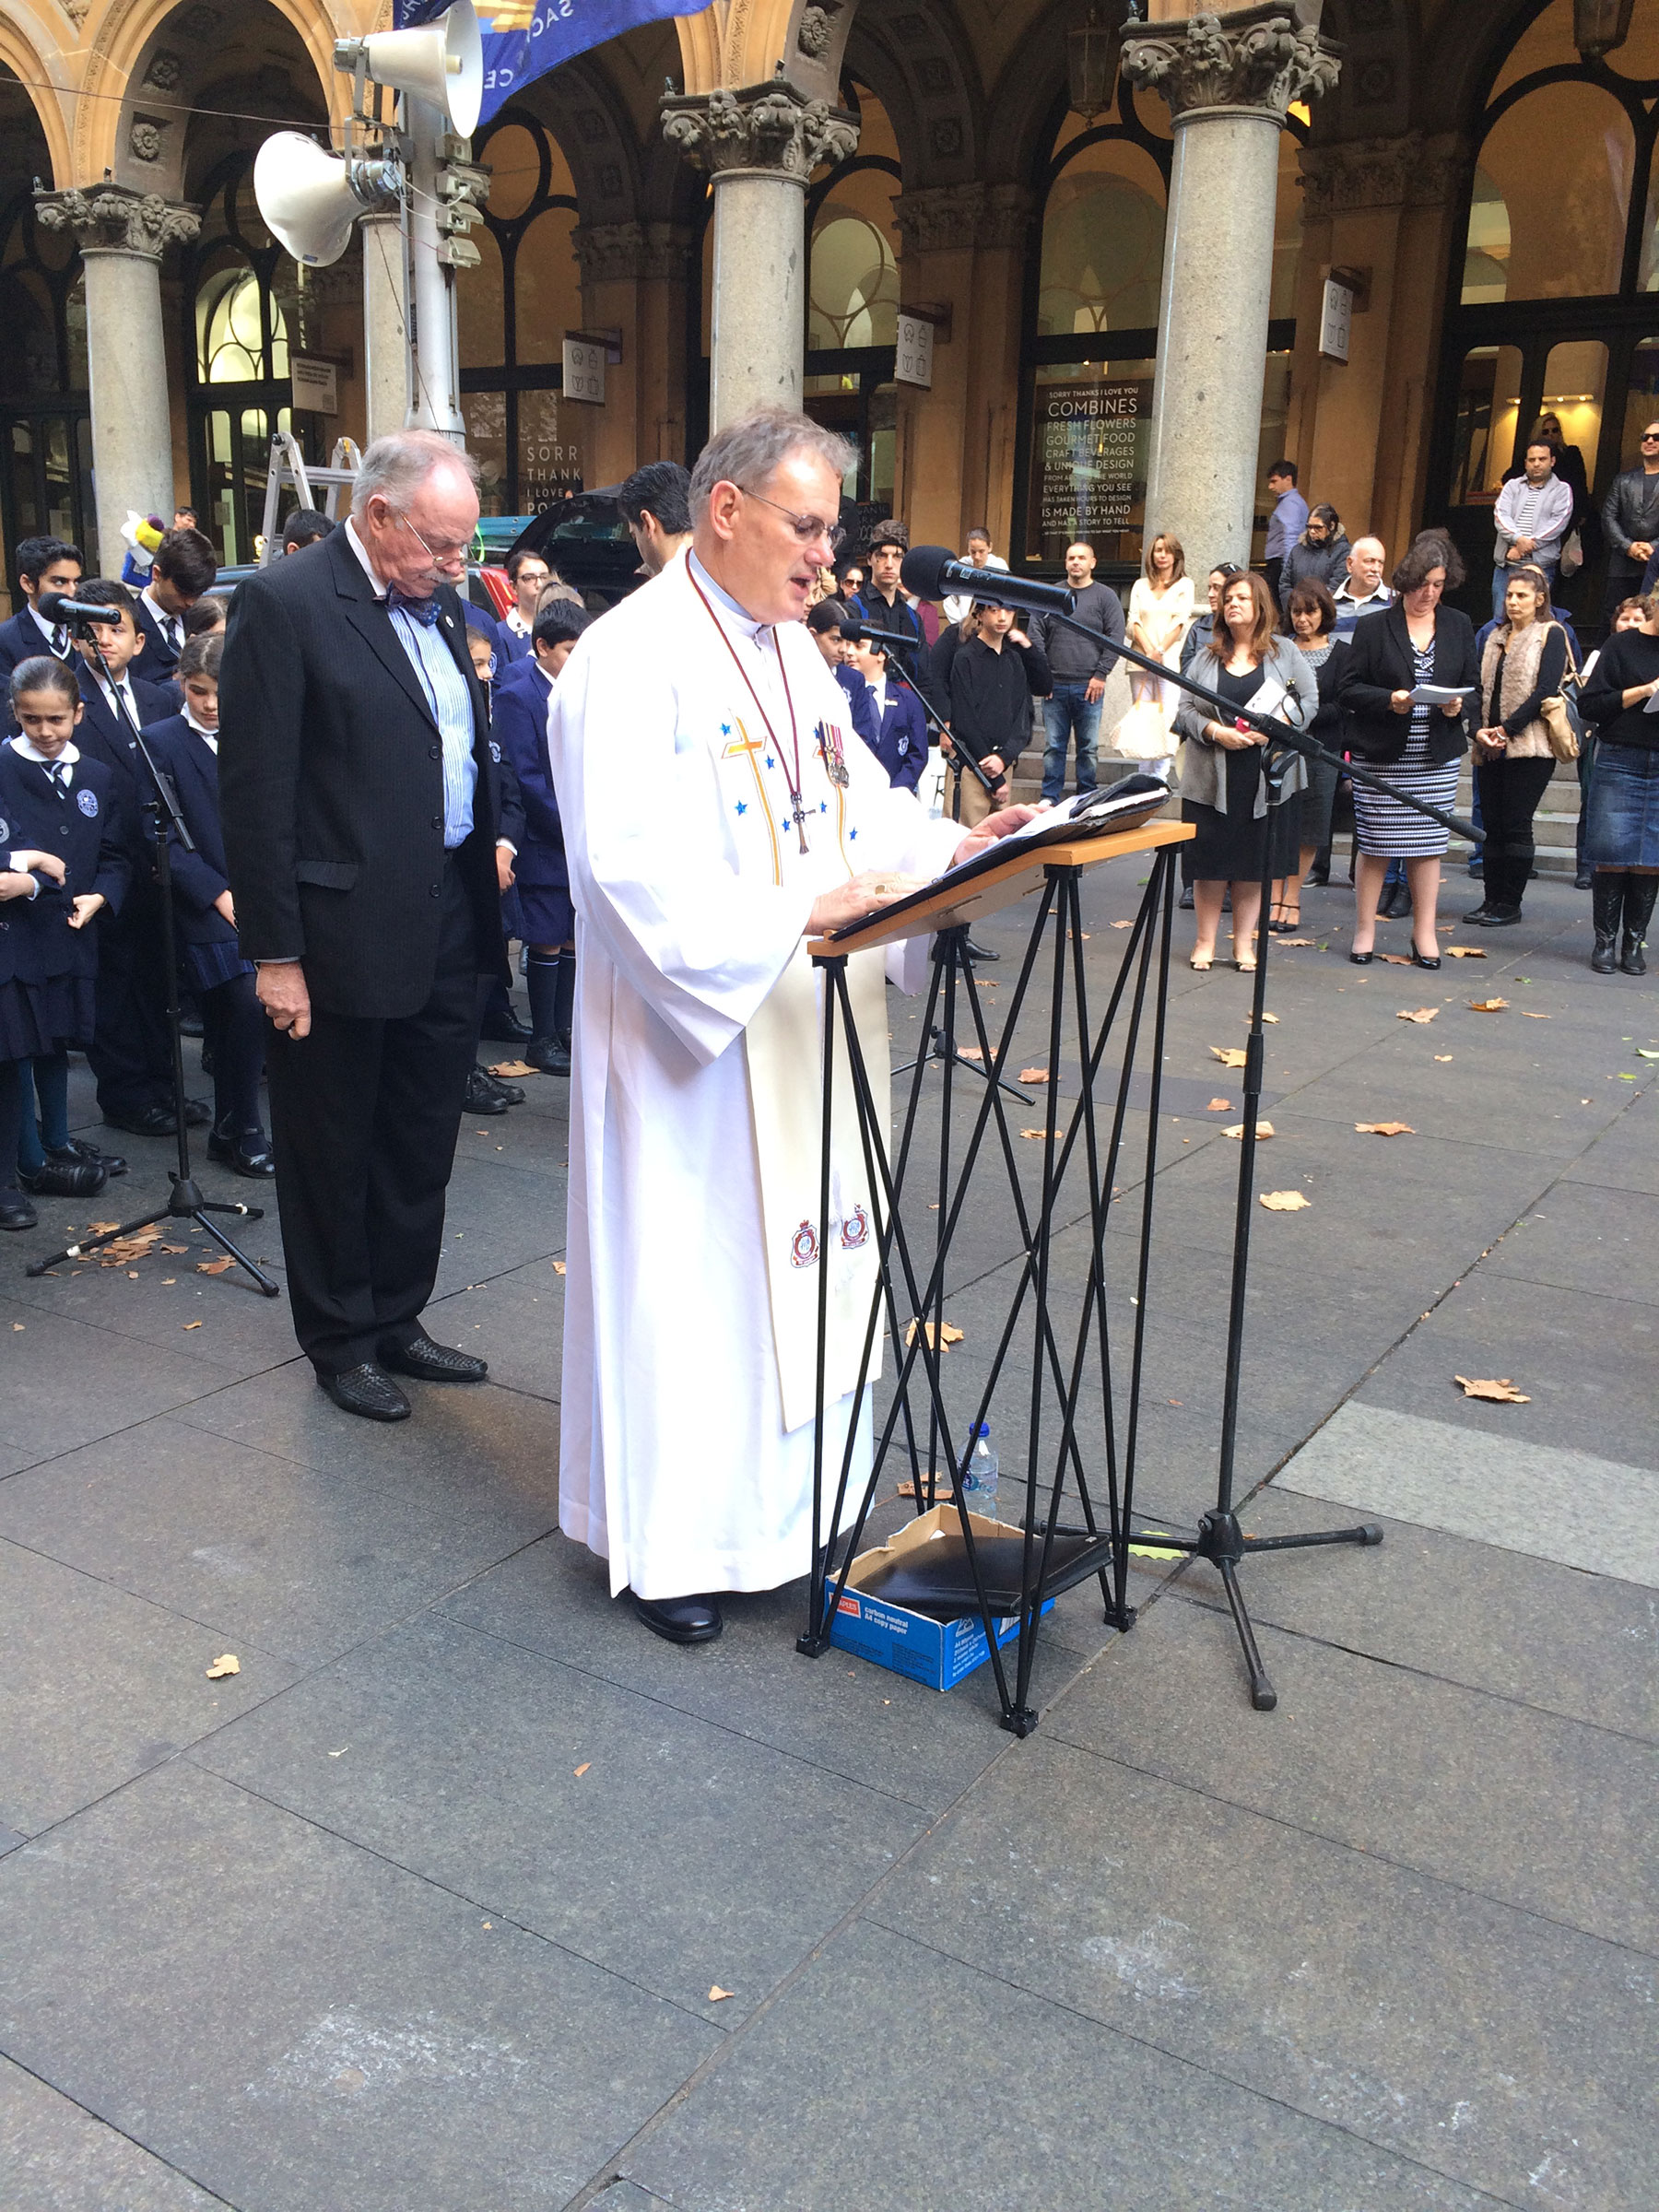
[34,182,199,259]
[661,79,858,186]
[893,182,1033,254]
[575,219,698,286]
[1122,6,1340,124]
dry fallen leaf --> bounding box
[10,1323,23,1332]
[1260,1190,1311,1211]
[1444,946,1488,959]
[488,1060,536,1077]
[206,1653,240,1678]
[1397,1007,1439,1024]
[182,1320,203,1330]
[1380,953,1413,965]
[954,1046,983,1061]
[1018,1127,1048,1140]
[708,1986,735,2003]
[1210,1046,1248,1068]
[1520,1012,1550,1020]
[552,1260,567,1275]
[88,1220,121,1235]
[1018,1066,1049,1084]
[905,1319,964,1350]
[1206,1097,1232,1112]
[160,1243,189,1254]
[1433,1054,1453,1063]
[1224,1121,1274,1139]
[573,1762,591,1778]
[1110,918,1133,929]
[1469,998,1509,1013]
[1355,1121,1416,1137]
[1279,936,1315,947]
[1454,1374,1530,1404]
[196,1257,235,1276]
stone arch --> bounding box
[842,0,982,191]
[76,0,343,192]
[0,12,75,189]
[524,51,645,228]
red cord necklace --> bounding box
[688,566,813,854]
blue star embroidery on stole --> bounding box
[849,827,858,841]
[722,723,732,735]
[819,800,828,813]
[765,755,776,771]
[735,800,747,816]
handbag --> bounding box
[1559,529,1583,579]
[1540,627,1583,764]
[1105,693,1178,761]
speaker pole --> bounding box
[407,98,467,441]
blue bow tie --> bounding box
[387,589,441,628]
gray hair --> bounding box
[688,407,854,519]
[352,429,481,515]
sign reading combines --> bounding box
[398,0,690,130]
[1027,377,1151,565]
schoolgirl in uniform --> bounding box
[0,656,130,1226]
[142,634,275,1175]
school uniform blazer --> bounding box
[856,678,928,793]
[1335,601,1477,768]
[0,747,129,982]
[128,594,183,687]
[833,664,880,750]
[217,524,505,1019]
[489,658,568,894]
[0,608,73,688]
[72,666,185,857]
[141,715,241,950]
[493,617,533,668]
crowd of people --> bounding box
[3,415,1655,1254]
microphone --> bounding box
[840,620,921,653]
[36,593,124,626]
[900,546,1075,616]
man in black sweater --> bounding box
[945,599,1051,828]
[1030,541,1125,800]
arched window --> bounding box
[801,82,903,512]
[1461,80,1632,305]
[459,107,584,512]
[1037,136,1165,337]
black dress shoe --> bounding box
[47,1136,126,1177]
[479,1008,535,1045]
[1461,902,1493,924]
[19,1157,107,1198]
[633,1592,724,1645]
[1379,880,1412,920]
[962,937,999,961]
[463,1065,511,1114]
[1347,949,1374,965]
[1408,947,1441,970]
[182,1098,212,1127]
[318,1363,412,1421]
[103,1103,178,1137]
[379,1333,488,1382]
[483,1072,526,1103]
[1574,870,1594,890]
[1303,866,1329,888]
[1482,905,1524,926]
[207,1125,276,1177]
[527,1033,571,1076]
[1177,885,1195,911]
[0,1190,39,1231]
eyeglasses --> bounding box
[392,509,470,572]
[738,487,846,554]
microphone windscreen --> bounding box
[900,544,954,602]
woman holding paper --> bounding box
[1171,570,1316,972]
[1466,567,1570,929]
[1336,532,1477,967]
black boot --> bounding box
[1620,875,1657,976]
[1591,875,1623,973]
[526,951,571,1077]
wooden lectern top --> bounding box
[807,818,1195,958]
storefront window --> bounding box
[1038,139,1165,338]
[1539,338,1607,489]
[1619,338,1659,467]
[1025,359,1153,566]
[1448,344,1525,506]
[1463,82,1632,303]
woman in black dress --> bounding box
[1580,591,1659,974]
[1172,571,1317,971]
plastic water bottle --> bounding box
[964,1424,999,1519]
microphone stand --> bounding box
[1021,598,1480,1708]
[26,618,280,1298]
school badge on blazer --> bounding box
[77,789,100,817]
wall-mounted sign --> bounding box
[562,335,606,406]
[895,312,935,390]
[1319,277,1354,364]
[289,356,338,415]
[1026,375,1150,564]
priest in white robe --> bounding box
[547,409,1033,1642]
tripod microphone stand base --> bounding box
[29,1174,281,1295]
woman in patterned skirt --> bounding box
[1336,533,1477,968]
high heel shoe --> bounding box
[1348,949,1374,965]
[1409,947,1441,970]
[1189,951,1213,972]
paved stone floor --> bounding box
[2,861,1654,2212]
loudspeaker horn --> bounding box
[253,132,403,268]
[335,0,484,137]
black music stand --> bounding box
[796,818,1190,1736]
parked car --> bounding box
[503,488,646,609]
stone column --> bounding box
[359,210,412,445]
[663,80,856,429]
[1123,6,1339,572]
[35,185,199,571]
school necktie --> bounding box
[47,760,68,794]
[50,627,68,658]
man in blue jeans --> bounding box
[1030,540,1125,801]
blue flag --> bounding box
[398,0,688,131]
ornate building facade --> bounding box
[0,0,1654,624]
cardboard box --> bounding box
[825,1504,1054,1691]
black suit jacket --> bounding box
[1335,602,1476,768]
[143,714,241,949]
[218,525,503,1018]
[73,665,184,857]
[0,747,129,982]
[0,607,74,686]
[129,594,183,686]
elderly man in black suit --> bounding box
[219,429,509,1421]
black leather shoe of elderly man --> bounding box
[318,1363,412,1421]
[380,1330,489,1383]
[633,1593,724,1644]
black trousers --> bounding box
[265,864,479,1373]
[201,970,266,1135]
[88,877,174,1117]
[1475,754,1557,910]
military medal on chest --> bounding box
[818,717,851,788]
